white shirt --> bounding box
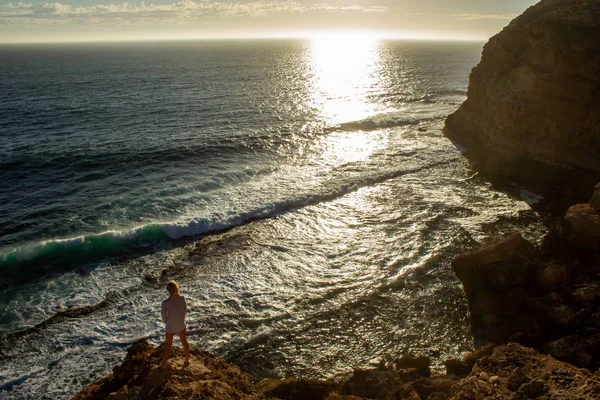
[161,295,187,334]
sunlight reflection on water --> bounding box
[308,35,385,125]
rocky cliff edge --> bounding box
[444,0,600,194]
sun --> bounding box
[306,30,382,125]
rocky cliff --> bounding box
[73,339,600,399]
[444,0,600,193]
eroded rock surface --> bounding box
[444,0,600,189]
[72,339,264,400]
[449,343,600,400]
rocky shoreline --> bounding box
[73,0,600,398]
[70,336,600,400]
[71,184,600,399]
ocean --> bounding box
[0,39,545,399]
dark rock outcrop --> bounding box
[444,0,600,195]
[451,184,600,371]
[451,233,541,342]
[543,185,600,256]
[258,378,336,400]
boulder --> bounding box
[337,369,403,399]
[546,305,574,325]
[543,335,588,360]
[394,355,431,377]
[444,344,495,378]
[562,204,600,252]
[572,284,600,305]
[452,233,538,341]
[258,378,336,400]
[538,263,569,290]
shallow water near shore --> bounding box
[0,39,545,399]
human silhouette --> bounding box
[160,280,190,369]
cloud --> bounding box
[452,13,515,21]
[5,2,32,8]
[0,1,388,26]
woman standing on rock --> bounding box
[160,280,190,369]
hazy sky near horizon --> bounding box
[0,0,539,43]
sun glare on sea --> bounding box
[304,32,388,165]
[307,32,382,126]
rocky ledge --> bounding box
[73,338,600,399]
[443,0,600,196]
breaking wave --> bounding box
[0,160,451,284]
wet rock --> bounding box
[453,233,537,282]
[463,344,496,368]
[444,344,495,378]
[338,369,402,399]
[394,355,431,377]
[443,358,470,378]
[396,368,420,382]
[258,378,335,400]
[452,233,538,341]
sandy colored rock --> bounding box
[72,339,264,400]
[449,343,600,399]
[444,0,600,186]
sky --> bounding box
[0,0,539,43]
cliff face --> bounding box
[444,0,600,188]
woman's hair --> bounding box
[166,280,180,296]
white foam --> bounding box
[519,188,544,206]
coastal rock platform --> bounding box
[73,339,600,399]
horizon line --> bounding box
[0,31,489,45]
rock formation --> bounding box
[73,339,600,399]
[451,185,600,371]
[444,0,600,194]
[72,339,264,400]
[448,343,600,399]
